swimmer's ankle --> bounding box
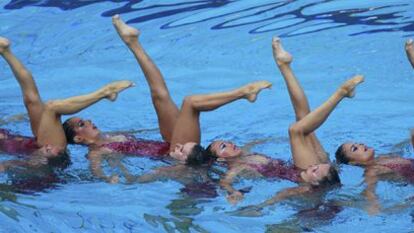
[0,37,11,54]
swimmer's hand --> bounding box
[367,202,380,215]
[227,191,244,205]
[107,175,120,184]
[104,80,135,101]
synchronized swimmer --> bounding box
[62,15,271,165]
[205,38,362,204]
[0,36,132,170]
[0,14,413,214]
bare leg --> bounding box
[272,37,309,120]
[405,39,414,69]
[0,37,44,137]
[113,15,179,142]
[272,37,325,160]
[289,75,364,169]
[47,80,134,115]
[170,81,272,149]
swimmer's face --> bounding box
[302,163,331,185]
[34,145,63,158]
[69,117,100,145]
[170,142,197,162]
[342,142,375,164]
[209,140,242,159]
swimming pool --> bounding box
[0,0,414,232]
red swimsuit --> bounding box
[102,136,170,157]
[0,129,39,155]
[383,159,414,183]
[250,158,301,183]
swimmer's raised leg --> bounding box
[405,39,414,69]
[0,37,44,137]
[50,80,134,115]
[289,75,364,169]
[170,81,272,147]
[272,37,326,162]
[112,15,179,142]
[272,37,310,120]
[0,38,10,54]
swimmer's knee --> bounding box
[288,123,303,136]
[151,89,170,102]
[182,96,196,108]
[23,92,41,107]
[44,100,59,112]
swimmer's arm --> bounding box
[241,137,273,152]
[0,131,7,140]
[136,167,171,183]
[116,162,136,184]
[233,186,311,215]
[136,172,161,183]
[45,81,133,115]
[363,169,380,215]
[411,129,414,150]
[220,168,242,194]
[105,157,137,183]
[220,167,245,204]
[88,152,119,184]
[258,186,311,208]
[405,39,414,68]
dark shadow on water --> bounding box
[3,0,414,36]
[142,193,212,233]
[130,163,219,232]
[265,200,343,233]
[1,165,65,194]
[4,0,135,11]
[0,164,67,222]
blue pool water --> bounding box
[0,0,414,232]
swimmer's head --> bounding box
[33,145,71,169]
[46,149,71,169]
[34,144,65,158]
[170,142,210,165]
[63,117,100,145]
[335,142,375,165]
[206,140,242,160]
[185,144,211,165]
[301,163,340,187]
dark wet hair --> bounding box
[185,144,211,166]
[48,150,71,170]
[335,144,349,164]
[205,143,217,159]
[63,117,76,144]
[315,165,341,187]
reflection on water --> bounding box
[264,200,344,232]
[144,194,210,233]
[0,185,20,222]
[4,0,414,36]
[4,0,136,10]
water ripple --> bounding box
[3,0,414,37]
